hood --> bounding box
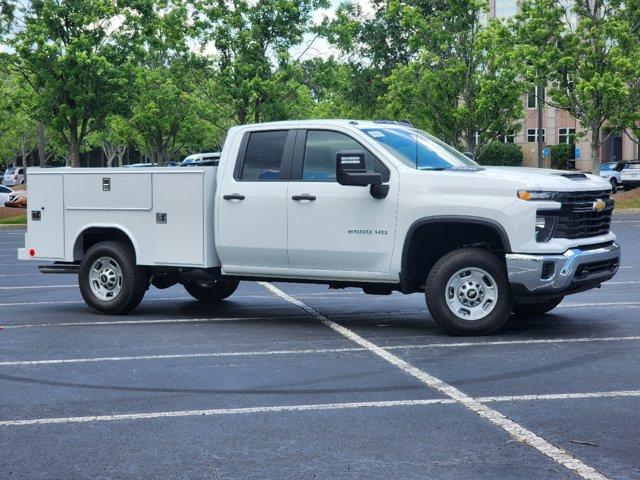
[474,166,611,191]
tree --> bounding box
[511,0,633,170]
[608,0,640,160]
[195,0,328,124]
[8,0,152,166]
[129,63,211,163]
[323,0,525,153]
[385,9,524,154]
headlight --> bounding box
[535,215,557,242]
[518,190,561,201]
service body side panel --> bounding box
[21,167,219,268]
[24,173,65,259]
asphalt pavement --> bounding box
[1,216,639,480]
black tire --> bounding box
[610,178,618,193]
[79,240,148,314]
[425,248,513,336]
[183,278,240,302]
[513,297,564,317]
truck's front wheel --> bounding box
[79,240,148,314]
[183,279,240,302]
[425,248,513,335]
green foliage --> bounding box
[323,0,525,153]
[549,144,573,170]
[8,0,154,166]
[476,142,523,166]
[511,0,636,170]
[195,0,328,124]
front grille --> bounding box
[575,258,619,279]
[545,190,614,240]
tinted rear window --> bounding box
[240,130,288,181]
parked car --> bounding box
[599,162,622,190]
[20,120,620,335]
[126,163,158,168]
[2,167,25,186]
[0,185,13,205]
[180,152,220,167]
[4,191,27,208]
[619,161,640,190]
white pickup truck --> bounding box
[19,120,620,335]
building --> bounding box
[487,0,639,170]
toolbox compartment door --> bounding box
[152,172,205,266]
[26,173,65,259]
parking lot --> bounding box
[0,217,639,480]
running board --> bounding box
[39,263,79,274]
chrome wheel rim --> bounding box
[445,267,498,321]
[89,256,123,301]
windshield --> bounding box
[6,167,16,174]
[360,126,478,170]
[625,163,640,170]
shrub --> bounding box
[477,142,523,166]
[549,144,573,170]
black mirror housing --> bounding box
[336,150,382,186]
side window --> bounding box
[0,186,8,193]
[240,130,288,181]
[302,130,389,182]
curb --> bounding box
[0,224,26,229]
[613,208,640,214]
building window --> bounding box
[494,0,518,18]
[499,133,515,143]
[527,86,545,109]
[558,128,576,144]
[527,128,545,143]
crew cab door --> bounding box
[216,129,295,272]
[287,129,399,277]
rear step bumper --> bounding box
[38,263,80,274]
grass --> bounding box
[615,197,640,210]
[0,214,26,225]
[613,187,640,211]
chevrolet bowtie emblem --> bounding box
[593,199,605,212]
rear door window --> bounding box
[240,130,289,181]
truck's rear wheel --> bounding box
[425,248,513,335]
[79,240,148,314]
[183,279,239,302]
[513,297,564,317]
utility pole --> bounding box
[537,83,544,168]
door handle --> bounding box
[223,193,245,201]
[291,194,316,201]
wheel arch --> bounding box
[72,224,140,262]
[399,216,512,293]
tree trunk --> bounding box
[37,122,47,167]
[68,119,81,167]
[589,124,602,173]
[537,83,544,168]
[116,148,125,167]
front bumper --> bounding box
[506,242,620,298]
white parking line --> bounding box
[1,314,305,329]
[260,282,609,480]
[2,390,639,428]
[0,273,41,277]
[2,335,639,366]
[0,297,187,308]
[0,284,77,290]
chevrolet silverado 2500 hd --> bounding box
[18,120,621,335]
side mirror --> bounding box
[463,151,475,160]
[336,150,388,199]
